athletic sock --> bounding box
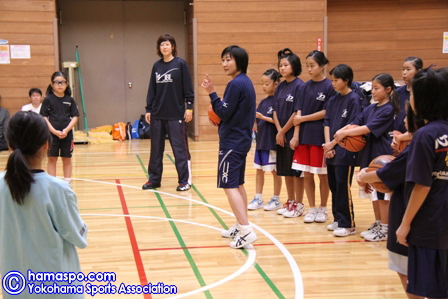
[239,224,252,235]
[272,195,280,201]
[255,194,262,200]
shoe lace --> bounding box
[288,202,297,212]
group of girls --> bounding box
[250,47,448,298]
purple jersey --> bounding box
[272,78,304,144]
[377,147,409,256]
[256,96,277,150]
[405,120,448,249]
[393,85,409,133]
[324,91,362,166]
[297,78,336,145]
[352,102,394,168]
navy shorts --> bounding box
[407,245,448,298]
[217,149,247,188]
[49,134,74,158]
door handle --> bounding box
[128,82,132,88]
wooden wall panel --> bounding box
[327,0,448,83]
[194,0,326,141]
[0,0,56,115]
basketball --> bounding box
[392,130,411,156]
[338,125,367,152]
[366,155,396,193]
[208,104,220,125]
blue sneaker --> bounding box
[264,197,281,211]
[247,197,264,210]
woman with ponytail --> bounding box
[0,111,87,298]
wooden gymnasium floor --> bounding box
[0,139,407,299]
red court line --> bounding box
[139,239,368,251]
[116,179,152,299]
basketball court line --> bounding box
[139,239,367,251]
[115,179,152,299]
[72,176,304,299]
[80,213,257,299]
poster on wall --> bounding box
[0,45,10,64]
[10,45,31,59]
[444,32,448,54]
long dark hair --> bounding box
[371,73,400,114]
[5,111,52,205]
[410,67,448,122]
[46,71,72,96]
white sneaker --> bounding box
[364,225,388,242]
[277,199,294,215]
[304,207,318,223]
[333,228,356,237]
[247,197,264,210]
[327,222,338,231]
[230,230,258,249]
[221,224,239,238]
[315,207,328,223]
[283,202,305,218]
[360,222,380,238]
[263,197,281,211]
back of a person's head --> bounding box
[411,67,448,122]
[5,111,51,205]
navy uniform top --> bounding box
[272,78,304,145]
[296,78,336,146]
[351,102,394,168]
[393,85,409,133]
[256,96,277,151]
[40,94,80,139]
[405,120,448,249]
[209,73,256,153]
[377,147,410,256]
[324,91,362,166]
[145,57,194,120]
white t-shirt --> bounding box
[21,103,42,114]
[0,171,87,298]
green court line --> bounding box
[137,154,213,299]
[166,153,286,299]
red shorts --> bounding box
[292,145,327,174]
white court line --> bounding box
[73,177,304,299]
[80,214,256,299]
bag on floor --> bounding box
[138,115,151,139]
[125,122,132,140]
[131,119,140,139]
[112,122,127,141]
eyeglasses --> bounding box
[52,80,67,86]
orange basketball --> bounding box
[392,130,410,156]
[338,125,367,152]
[208,104,220,125]
[366,155,396,193]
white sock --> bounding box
[238,224,252,235]
[255,194,262,200]
[375,220,382,224]
[272,195,280,201]
[64,178,71,183]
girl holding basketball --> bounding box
[358,104,424,299]
[247,69,283,211]
[323,64,362,236]
[391,57,423,155]
[272,48,306,218]
[291,50,336,223]
[395,68,448,299]
[0,111,87,298]
[334,73,399,241]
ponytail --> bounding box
[389,85,400,115]
[4,149,34,205]
[46,71,72,96]
[277,48,302,77]
[4,111,52,205]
